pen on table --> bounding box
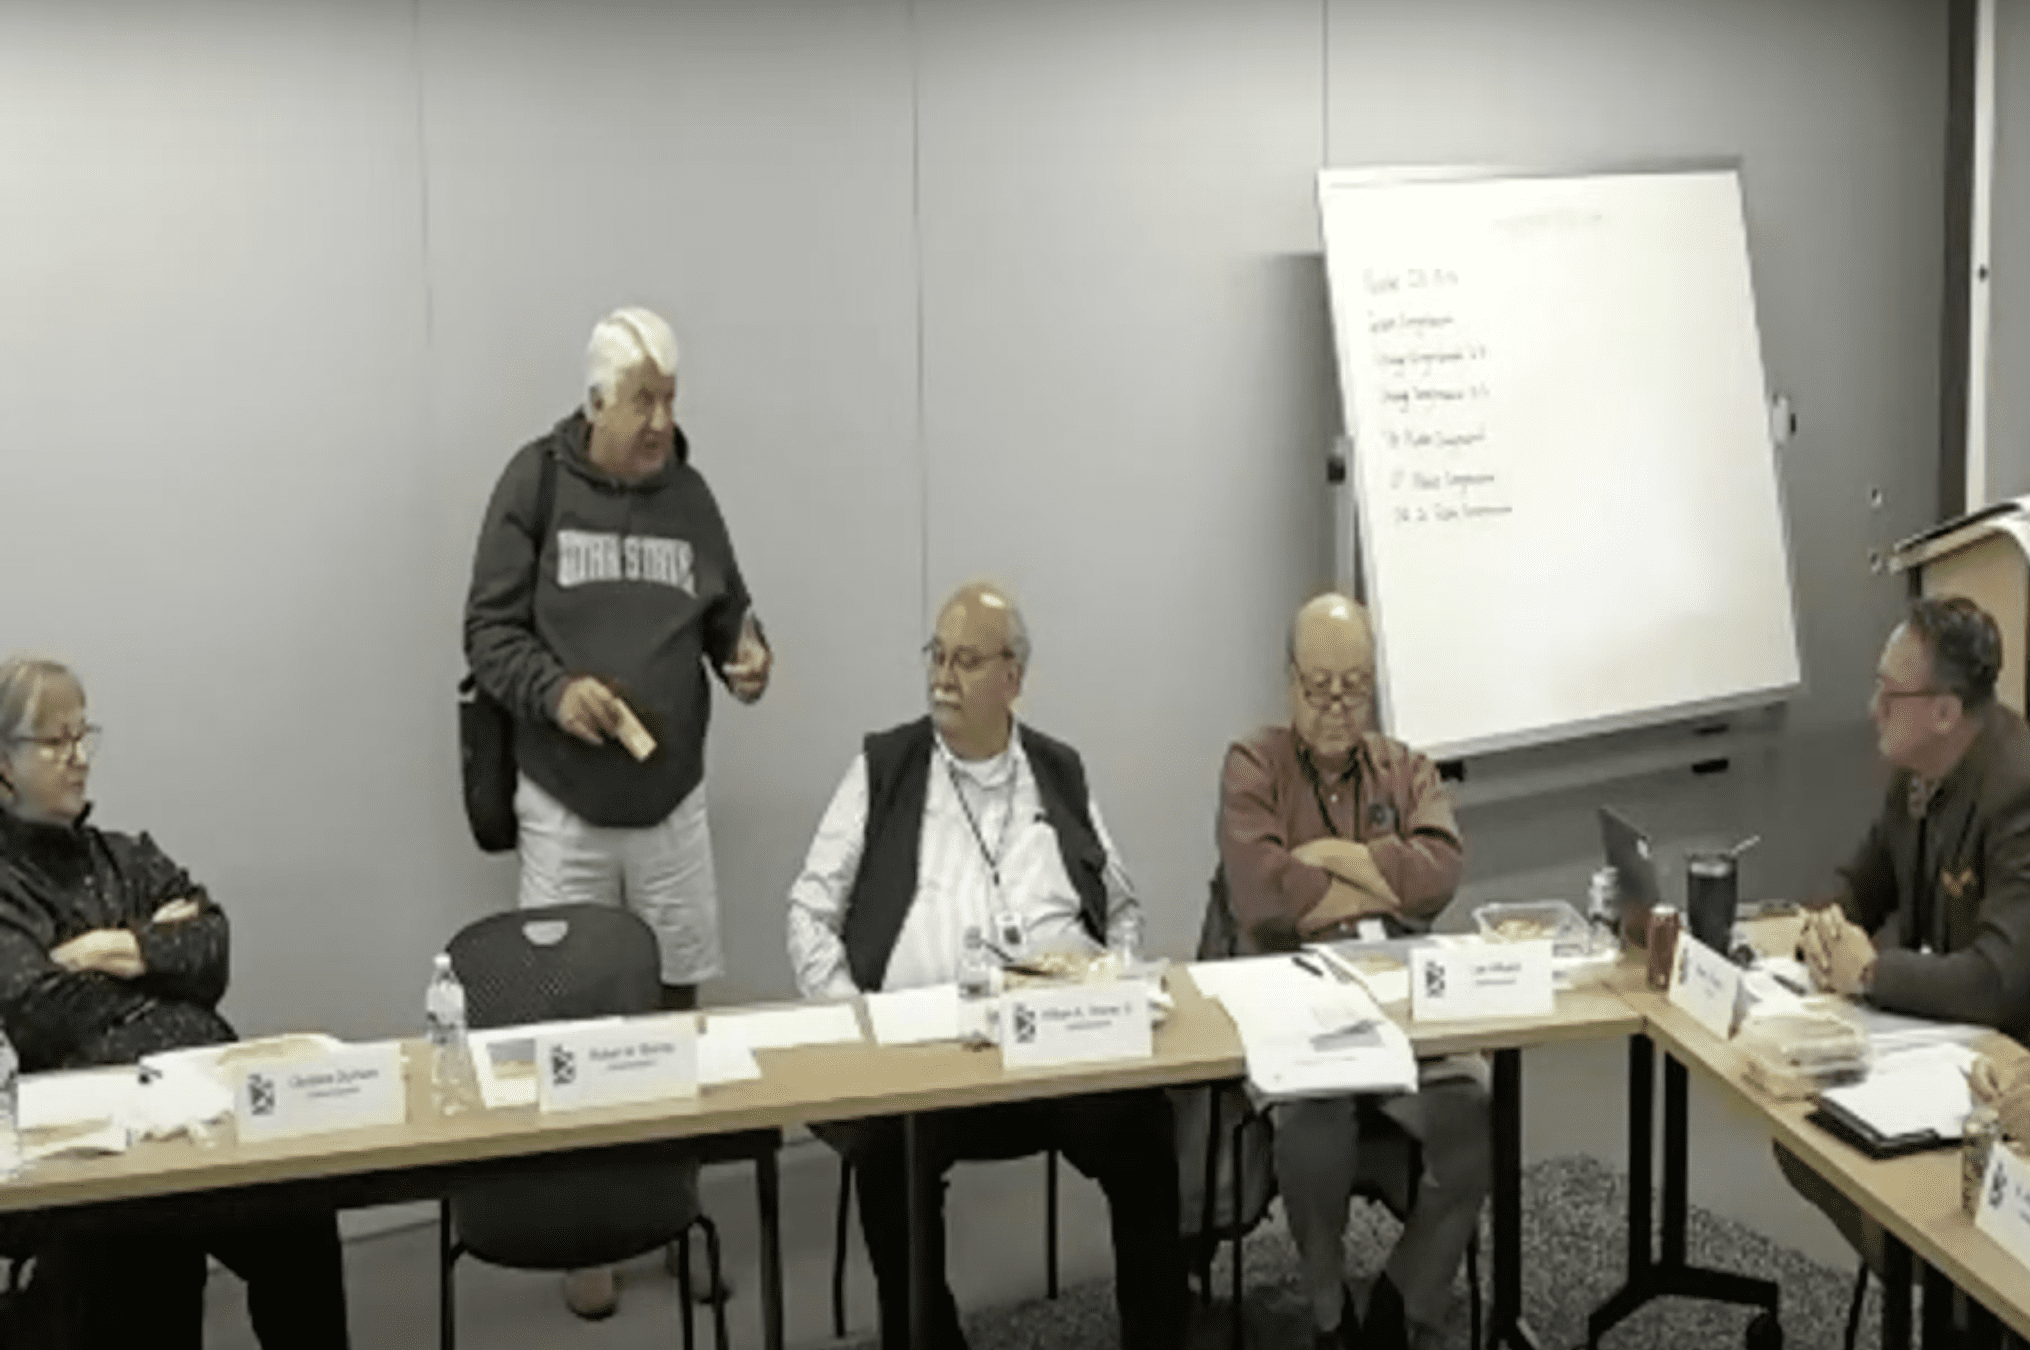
[1292,952,1328,980]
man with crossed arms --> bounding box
[1218,593,1488,1350]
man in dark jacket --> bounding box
[463,306,770,1316]
[0,656,349,1349]
[1782,595,2030,1269]
[1799,596,2030,1031]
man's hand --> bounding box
[1298,879,1392,938]
[1290,838,1401,908]
[151,897,201,924]
[1799,908,1877,997]
[720,616,771,704]
[50,929,144,980]
[555,676,626,746]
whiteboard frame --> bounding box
[1321,158,1808,761]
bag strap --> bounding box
[531,444,560,545]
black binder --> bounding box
[1807,1097,1959,1160]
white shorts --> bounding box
[513,774,723,985]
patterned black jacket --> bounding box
[0,808,233,1071]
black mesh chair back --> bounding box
[440,904,697,1276]
[447,904,661,1028]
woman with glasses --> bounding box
[0,656,349,1349]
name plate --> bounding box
[1410,941,1553,1022]
[1978,1141,2030,1272]
[1668,933,1743,1040]
[537,1014,698,1114]
[1000,982,1152,1069]
[235,1042,407,1144]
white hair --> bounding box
[584,307,679,413]
[0,657,79,744]
[1003,598,1031,671]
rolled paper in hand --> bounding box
[611,700,657,762]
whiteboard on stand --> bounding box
[1318,163,1803,758]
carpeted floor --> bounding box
[871,1155,1887,1350]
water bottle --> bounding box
[957,925,998,1049]
[426,954,481,1116]
[0,1030,20,1179]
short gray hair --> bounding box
[0,657,80,743]
[584,307,679,413]
[1004,599,1031,671]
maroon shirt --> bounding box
[1218,725,1463,953]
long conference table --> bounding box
[0,954,2024,1350]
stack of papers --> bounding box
[1850,1005,1990,1054]
[1191,955,1418,1100]
[19,1067,139,1160]
[1818,1042,1977,1145]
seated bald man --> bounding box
[787,583,1186,1350]
[1779,596,2030,1272]
[1215,594,1488,1350]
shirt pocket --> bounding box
[1353,796,1401,845]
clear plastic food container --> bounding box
[1736,1009,1870,1100]
[1474,900,1592,959]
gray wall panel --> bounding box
[915,0,1334,952]
[1990,0,2030,500]
[0,1,437,1039]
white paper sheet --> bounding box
[19,1067,139,1131]
[865,985,960,1045]
[1820,1043,1977,1140]
[1186,954,1327,1006]
[709,1003,863,1051]
[699,1031,762,1085]
[1849,1004,1990,1053]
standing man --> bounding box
[787,582,1186,1350]
[1217,592,1488,1350]
[1783,595,2030,1266]
[464,306,770,1317]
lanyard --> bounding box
[945,756,1019,890]
[1299,744,1362,841]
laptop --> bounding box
[1598,806,1662,928]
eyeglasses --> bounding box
[1293,668,1375,710]
[1872,677,1943,704]
[922,641,1014,677]
[10,725,101,764]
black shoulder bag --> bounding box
[458,448,558,853]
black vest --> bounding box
[841,716,1110,992]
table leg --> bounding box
[756,1146,783,1350]
[905,1113,931,1350]
[1883,1238,1913,1350]
[1200,1083,1222,1300]
[1487,1046,1543,1350]
[1231,1102,1246,1350]
[1587,1036,1780,1348]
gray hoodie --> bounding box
[464,411,753,829]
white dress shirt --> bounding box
[787,725,1141,999]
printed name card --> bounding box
[1668,933,1744,1040]
[1977,1142,2030,1273]
[235,1042,408,1144]
[1000,982,1152,1069]
[1409,941,1553,1022]
[537,1014,698,1114]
